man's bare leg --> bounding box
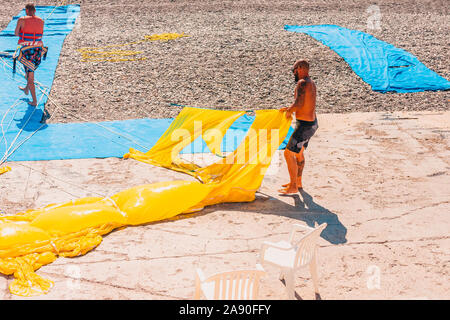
[295,150,305,189]
[279,148,299,194]
[282,146,305,189]
[27,72,37,106]
[19,72,29,95]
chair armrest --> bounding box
[262,241,293,250]
[194,268,206,299]
[255,263,265,272]
[292,223,315,231]
[195,268,206,282]
[260,241,293,260]
[289,224,315,243]
[260,241,294,265]
[254,263,267,279]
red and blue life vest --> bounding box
[18,15,44,45]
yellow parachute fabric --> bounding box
[124,107,245,175]
[0,252,57,296]
[0,166,11,175]
[125,108,290,207]
[0,107,290,297]
[111,180,212,225]
[195,109,291,207]
[0,223,53,258]
[30,201,127,236]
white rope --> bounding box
[2,41,151,152]
[1,97,22,156]
[0,58,45,163]
[0,59,100,204]
[0,96,46,164]
[0,2,112,203]
[16,162,106,198]
[103,197,127,218]
[0,28,151,166]
[0,57,60,165]
[0,85,48,165]
[40,89,152,151]
[0,57,27,154]
[0,55,28,150]
[43,1,67,22]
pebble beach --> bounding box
[1,0,449,122]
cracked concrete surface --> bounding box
[0,111,449,300]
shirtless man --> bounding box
[14,3,44,106]
[279,60,318,194]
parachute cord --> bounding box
[103,197,127,218]
[35,84,152,151]
[0,57,49,166]
[0,87,48,166]
[15,161,107,198]
[0,58,68,167]
[43,0,69,22]
[2,48,152,153]
[0,55,151,167]
[0,97,22,158]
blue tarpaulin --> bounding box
[285,24,450,93]
[1,114,292,161]
[0,5,292,162]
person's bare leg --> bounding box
[27,72,37,106]
[279,148,299,194]
[295,148,305,189]
[282,146,305,188]
[19,72,29,95]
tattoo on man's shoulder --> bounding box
[297,80,307,93]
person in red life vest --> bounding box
[14,3,44,106]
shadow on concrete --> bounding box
[275,189,348,245]
[124,186,346,300]
[248,188,347,245]
[279,279,322,300]
[183,188,347,245]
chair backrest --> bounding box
[206,266,266,300]
[293,223,327,268]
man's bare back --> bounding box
[293,77,316,121]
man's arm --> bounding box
[14,17,24,36]
[290,79,307,111]
[280,79,307,117]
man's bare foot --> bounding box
[278,184,299,195]
[19,86,29,95]
[28,100,37,106]
[281,180,303,189]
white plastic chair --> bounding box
[260,223,327,299]
[194,264,266,300]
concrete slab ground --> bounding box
[0,111,449,300]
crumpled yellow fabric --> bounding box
[0,107,290,296]
[0,252,56,296]
[124,107,245,174]
[126,108,291,207]
[194,109,291,207]
[0,166,11,175]
[111,180,212,225]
